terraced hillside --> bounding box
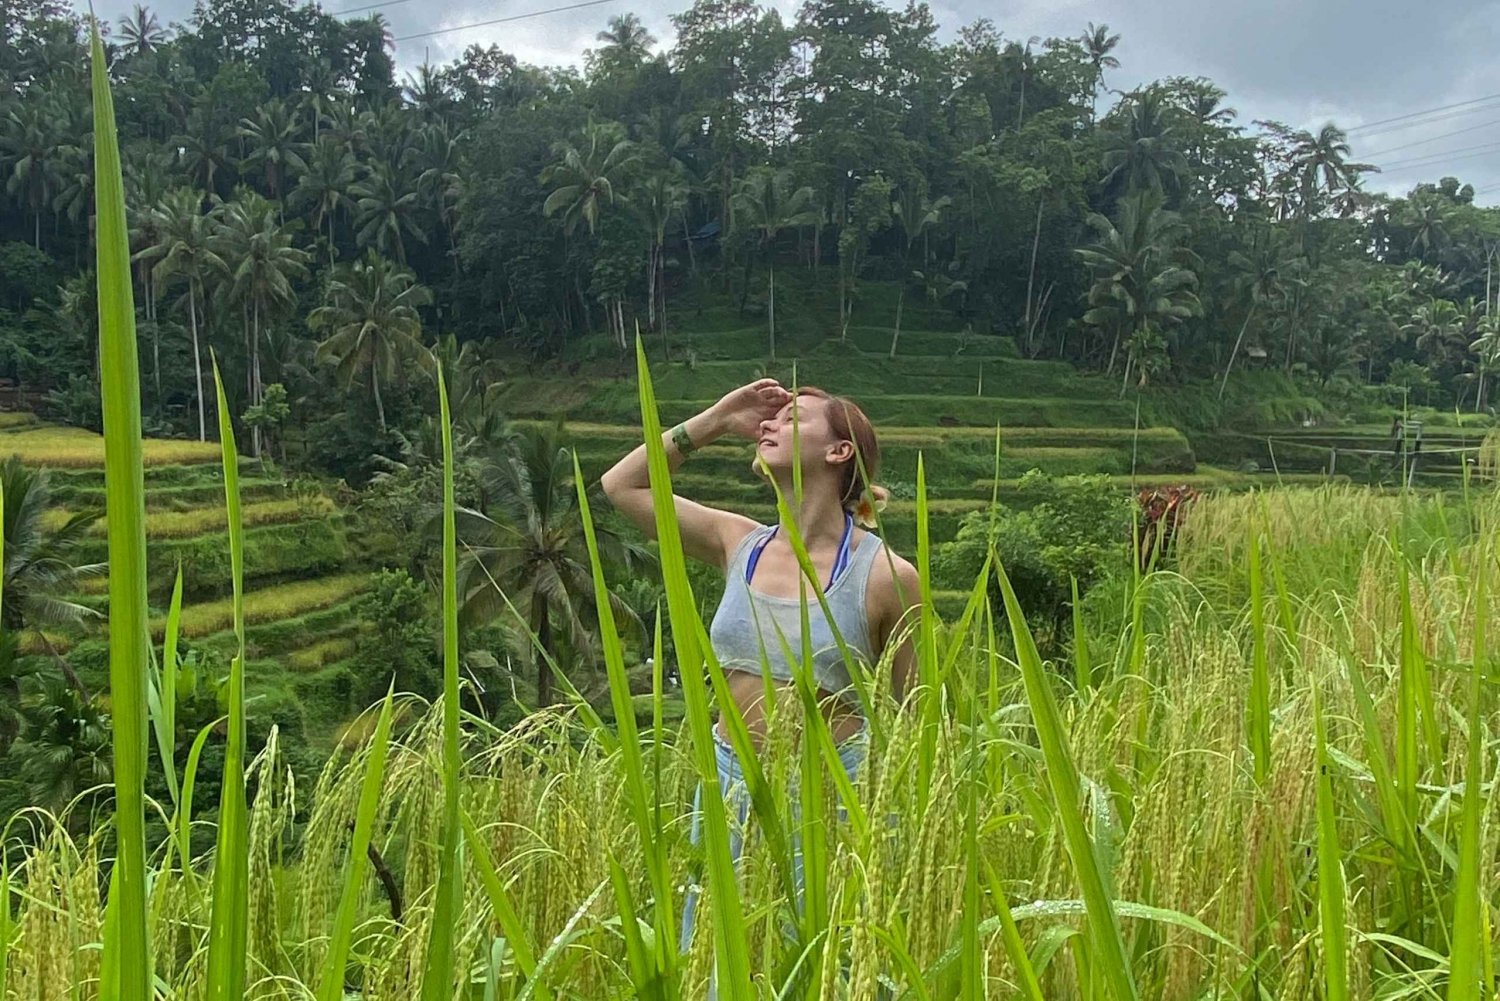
[501,288,1252,554]
[4,414,369,748]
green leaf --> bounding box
[420,363,464,1001]
[205,360,249,1001]
[317,685,397,1001]
[1445,549,1487,1001]
[91,18,151,1000]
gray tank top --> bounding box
[707,523,885,702]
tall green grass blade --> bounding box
[91,20,151,1000]
[179,716,220,887]
[610,855,658,996]
[421,364,463,1001]
[1311,675,1349,1001]
[573,453,677,992]
[1070,576,1092,692]
[1247,524,1272,788]
[205,360,249,1001]
[1445,549,1486,1001]
[463,809,548,999]
[317,685,397,1001]
[1396,557,1420,835]
[632,339,751,998]
[915,453,939,807]
[982,861,1045,1001]
[994,555,1139,1001]
[147,565,184,810]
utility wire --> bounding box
[1377,142,1500,173]
[1346,93,1500,135]
[392,0,620,41]
[330,0,412,13]
[1361,117,1500,159]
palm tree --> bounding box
[1,99,66,249]
[1080,22,1120,120]
[455,425,647,706]
[889,186,949,358]
[310,251,433,432]
[627,165,688,334]
[415,122,465,273]
[1219,228,1294,400]
[1,458,105,636]
[239,99,310,207]
[1101,86,1188,198]
[172,105,236,198]
[1471,312,1500,412]
[595,13,657,64]
[541,119,638,236]
[291,137,360,263]
[351,162,426,265]
[117,5,167,55]
[215,191,311,456]
[141,188,227,440]
[404,63,456,125]
[1077,192,1202,391]
[1285,124,1375,219]
[731,167,819,360]
[11,674,111,817]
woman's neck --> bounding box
[776,484,848,546]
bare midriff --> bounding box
[714,668,866,747]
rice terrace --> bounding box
[3,0,1500,998]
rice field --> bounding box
[3,48,1497,1001]
[0,426,223,467]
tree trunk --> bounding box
[1024,199,1043,353]
[768,261,776,361]
[372,363,387,432]
[889,286,904,360]
[189,288,206,441]
[1106,328,1121,375]
[1120,352,1134,397]
[645,244,657,331]
[1218,301,1256,402]
[251,299,263,458]
[533,599,553,707]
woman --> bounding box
[601,378,921,969]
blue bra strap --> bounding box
[745,512,854,590]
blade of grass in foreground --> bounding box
[995,555,1140,1001]
[573,453,678,996]
[1445,549,1487,1001]
[91,20,151,1000]
[317,685,396,1001]
[205,361,249,1001]
[1311,674,1349,1001]
[420,364,463,1001]
[633,338,752,1000]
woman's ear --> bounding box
[825,440,855,466]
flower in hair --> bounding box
[852,486,889,529]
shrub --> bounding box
[936,470,1131,638]
[349,569,438,705]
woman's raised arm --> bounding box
[601,378,791,569]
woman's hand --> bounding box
[709,378,792,441]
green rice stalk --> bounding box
[1071,575,1092,692]
[1311,670,1349,1000]
[981,861,1044,1001]
[205,361,249,1001]
[147,566,184,810]
[1444,547,1487,1001]
[420,364,463,1001]
[1247,524,1272,788]
[463,809,548,998]
[316,685,396,1001]
[179,716,220,890]
[91,21,151,1000]
[915,454,940,807]
[610,855,657,995]
[1397,558,1421,834]
[572,454,678,993]
[632,338,752,999]
[0,861,9,994]
[959,700,981,1000]
[994,554,1140,1001]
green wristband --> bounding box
[671,423,697,455]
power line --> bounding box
[1361,117,1500,160]
[1377,142,1500,173]
[331,0,412,14]
[1346,93,1500,135]
[392,0,620,41]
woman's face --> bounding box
[756,394,851,477]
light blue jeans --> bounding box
[679,723,868,997]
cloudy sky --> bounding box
[86,0,1500,204]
